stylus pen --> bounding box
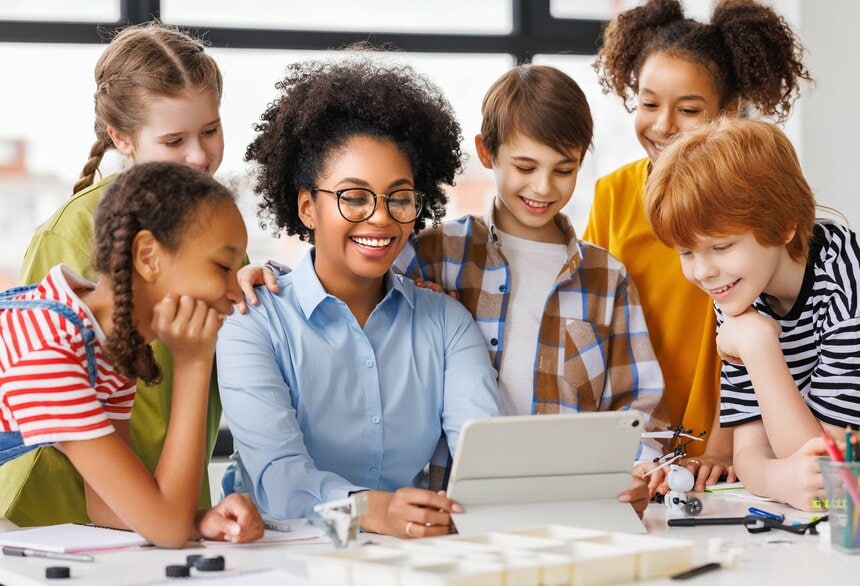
[668,517,747,526]
[671,562,721,580]
[2,546,94,562]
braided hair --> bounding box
[92,162,234,383]
[74,22,222,194]
[595,0,812,122]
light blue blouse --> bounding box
[217,251,502,519]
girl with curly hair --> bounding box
[216,57,502,538]
[2,21,227,527]
[0,162,262,547]
[582,0,812,494]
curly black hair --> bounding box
[245,56,464,241]
[93,162,235,384]
[595,0,812,122]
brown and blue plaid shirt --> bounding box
[395,210,664,459]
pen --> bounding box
[671,562,721,580]
[748,507,785,522]
[668,517,747,527]
[2,546,94,562]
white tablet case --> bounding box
[447,411,646,536]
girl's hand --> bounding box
[413,279,459,300]
[195,493,264,543]
[679,454,736,493]
[362,488,461,538]
[716,307,781,365]
[236,264,280,314]
[618,475,649,518]
[151,294,223,362]
[632,460,666,498]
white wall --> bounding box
[799,1,860,226]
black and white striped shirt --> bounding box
[719,221,860,428]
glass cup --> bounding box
[818,458,860,554]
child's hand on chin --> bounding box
[717,306,780,364]
[151,294,223,362]
[195,493,264,543]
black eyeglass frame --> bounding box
[312,186,424,225]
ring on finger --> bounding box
[687,459,701,466]
[405,521,415,537]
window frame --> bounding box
[0,0,606,63]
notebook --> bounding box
[0,523,149,553]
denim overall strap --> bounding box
[0,431,37,466]
[0,285,98,387]
[0,285,99,464]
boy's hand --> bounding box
[195,493,264,543]
[414,279,459,300]
[618,475,649,518]
[716,307,781,364]
[151,294,222,362]
[236,264,280,314]
[361,488,460,538]
[768,437,828,510]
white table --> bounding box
[1,493,858,585]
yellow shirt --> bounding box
[0,175,222,525]
[583,159,720,455]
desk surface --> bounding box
[1,493,858,585]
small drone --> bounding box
[641,425,707,516]
[308,492,369,548]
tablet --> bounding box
[447,411,646,535]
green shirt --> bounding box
[0,174,223,525]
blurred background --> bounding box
[0,0,856,290]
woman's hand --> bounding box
[151,294,222,363]
[413,279,459,300]
[680,454,736,493]
[618,475,650,518]
[195,493,264,543]
[236,264,280,314]
[632,460,665,498]
[361,488,461,538]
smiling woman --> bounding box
[215,56,503,539]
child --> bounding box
[399,64,663,451]
[645,117,859,510]
[583,0,811,491]
[0,22,226,526]
[0,162,262,545]
[240,64,655,517]
[217,57,504,538]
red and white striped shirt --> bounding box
[0,265,135,445]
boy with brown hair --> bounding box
[396,64,664,460]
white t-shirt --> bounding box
[495,229,568,415]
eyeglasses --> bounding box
[312,187,424,224]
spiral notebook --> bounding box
[0,523,149,553]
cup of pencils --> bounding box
[819,441,860,554]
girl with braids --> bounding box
[1,21,225,526]
[582,0,812,494]
[0,162,262,546]
[216,57,502,538]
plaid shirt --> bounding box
[395,210,664,432]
